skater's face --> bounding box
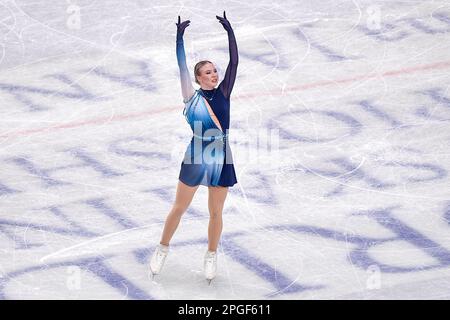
[196,63,218,89]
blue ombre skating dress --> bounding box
[179,88,237,187]
[176,28,238,187]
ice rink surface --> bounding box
[1,0,450,299]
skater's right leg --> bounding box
[159,180,199,246]
[149,180,199,277]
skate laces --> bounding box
[205,251,217,265]
[157,245,169,257]
[152,245,168,264]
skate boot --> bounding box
[204,250,217,285]
[149,244,169,279]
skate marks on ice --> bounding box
[2,203,450,299]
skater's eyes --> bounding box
[206,70,217,74]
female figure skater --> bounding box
[149,11,238,284]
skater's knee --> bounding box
[171,205,187,216]
[208,210,222,219]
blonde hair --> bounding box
[194,60,213,84]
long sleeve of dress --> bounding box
[219,30,239,99]
[176,39,195,103]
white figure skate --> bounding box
[204,250,217,285]
[149,244,169,279]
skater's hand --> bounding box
[216,11,233,33]
[176,15,190,41]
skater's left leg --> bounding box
[207,185,228,252]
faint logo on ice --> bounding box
[366,6,381,31]
[66,266,81,291]
[66,2,81,30]
[366,265,381,290]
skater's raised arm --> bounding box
[176,16,195,103]
[217,11,238,99]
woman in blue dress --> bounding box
[150,11,239,284]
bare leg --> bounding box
[207,185,228,252]
[159,180,199,246]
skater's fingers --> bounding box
[223,11,226,19]
[178,16,180,24]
